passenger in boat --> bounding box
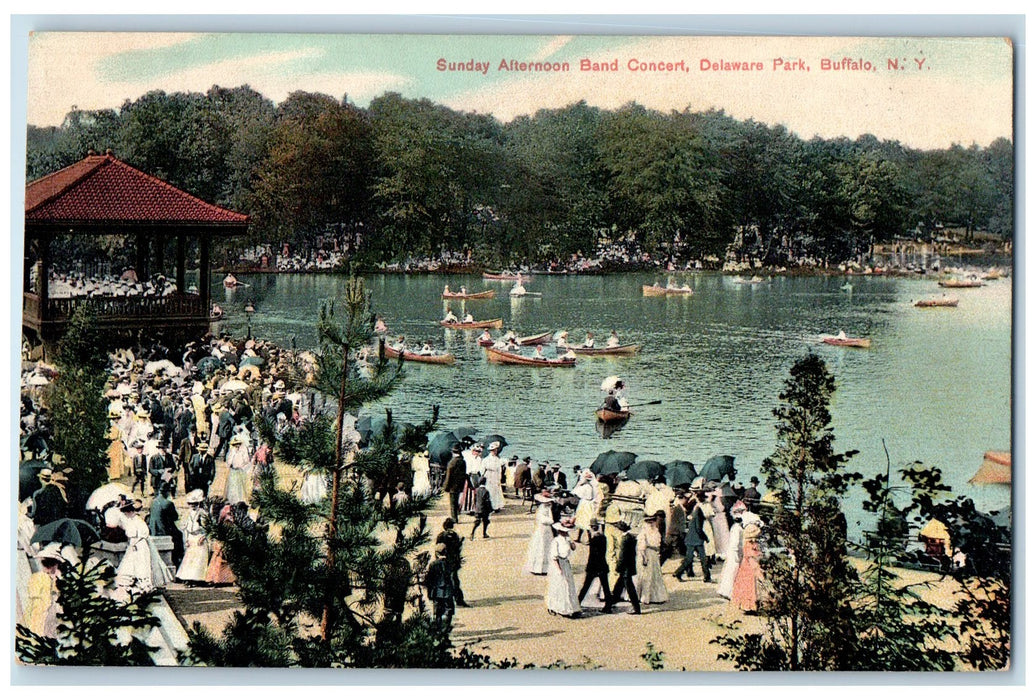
[556,331,570,348]
[374,317,388,334]
[443,284,451,295]
[601,390,622,413]
[460,285,468,295]
[418,342,435,356]
[533,345,545,359]
[561,348,577,361]
[511,275,526,296]
[506,337,520,352]
[478,330,492,344]
[503,329,517,342]
[463,312,475,323]
[836,330,847,340]
[443,309,458,324]
[223,273,238,287]
[583,332,595,348]
[391,336,407,351]
[606,330,620,348]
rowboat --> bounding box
[442,289,496,300]
[439,318,503,329]
[642,284,667,297]
[484,346,576,367]
[483,271,524,281]
[477,337,496,347]
[938,279,984,288]
[821,336,871,349]
[569,344,641,356]
[595,408,632,423]
[384,345,455,365]
[516,331,553,346]
[915,297,959,308]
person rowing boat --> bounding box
[606,330,620,348]
[443,309,458,323]
[583,332,595,349]
[478,329,492,344]
[463,311,475,323]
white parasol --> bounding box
[25,373,50,386]
[85,482,132,511]
[221,379,250,393]
[601,376,624,392]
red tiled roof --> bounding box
[26,153,248,228]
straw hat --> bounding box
[185,489,205,504]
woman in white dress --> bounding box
[525,494,555,575]
[717,501,747,599]
[635,514,669,604]
[113,500,154,601]
[708,486,731,557]
[411,451,432,497]
[225,434,252,504]
[176,490,210,584]
[545,522,581,617]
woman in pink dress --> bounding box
[204,503,237,586]
[730,518,763,613]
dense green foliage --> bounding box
[713,355,1012,671]
[44,308,110,515]
[26,89,1013,268]
[16,560,161,666]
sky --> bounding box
[24,32,1014,150]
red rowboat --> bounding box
[384,345,455,365]
[595,408,632,423]
[915,297,959,308]
[821,336,871,349]
[442,289,496,300]
[440,318,504,329]
[482,271,524,281]
[516,331,553,346]
[938,279,983,288]
[484,346,576,367]
[569,344,641,356]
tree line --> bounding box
[27,86,1013,268]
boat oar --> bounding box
[624,400,662,409]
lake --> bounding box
[214,271,1013,528]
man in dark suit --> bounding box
[577,523,615,613]
[442,444,467,522]
[148,483,184,568]
[149,440,175,497]
[743,477,762,512]
[28,468,68,527]
[611,521,642,614]
[470,477,492,539]
[425,543,456,625]
[131,441,149,496]
[188,441,216,496]
[674,492,711,582]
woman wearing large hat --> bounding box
[176,490,210,585]
[525,492,555,575]
[545,520,581,617]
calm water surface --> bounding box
[215,271,1012,527]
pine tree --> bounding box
[714,352,861,670]
[16,560,161,666]
[186,276,492,668]
[851,445,956,671]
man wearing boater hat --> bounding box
[188,440,216,497]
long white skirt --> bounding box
[717,523,743,599]
[486,475,505,510]
[525,524,553,574]
[545,558,580,616]
[636,549,669,604]
[115,538,154,599]
[176,535,210,582]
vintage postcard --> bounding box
[14,28,1014,674]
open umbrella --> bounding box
[699,455,736,482]
[31,518,101,548]
[589,450,638,476]
[85,482,132,511]
[195,356,223,376]
[627,459,665,482]
[450,426,479,442]
[664,460,697,487]
[478,434,508,450]
[240,355,264,367]
[427,431,460,466]
[601,376,623,392]
[220,379,250,393]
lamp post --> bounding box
[244,302,255,340]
